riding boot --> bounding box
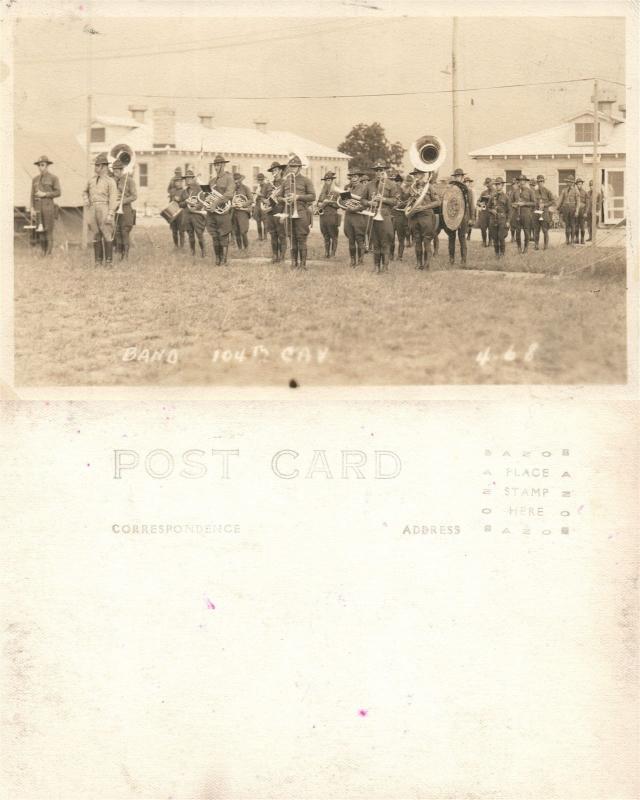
[299,246,308,270]
[199,240,206,258]
[324,241,331,259]
[543,231,549,250]
[221,245,229,265]
[331,237,338,257]
[40,235,48,256]
[93,241,103,265]
[372,253,380,273]
[214,245,222,266]
[580,230,585,245]
[242,233,249,250]
[172,230,179,247]
[104,241,113,266]
[415,246,423,269]
[123,245,129,260]
[357,243,364,265]
[423,246,431,270]
[291,246,299,269]
[189,242,196,256]
[179,231,185,248]
[271,241,279,263]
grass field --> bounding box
[13,225,627,386]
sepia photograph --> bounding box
[7,7,629,386]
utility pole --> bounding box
[451,17,459,169]
[591,79,599,245]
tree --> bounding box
[337,122,405,171]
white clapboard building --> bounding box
[469,93,626,225]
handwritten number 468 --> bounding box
[476,343,539,367]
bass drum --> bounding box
[441,181,468,233]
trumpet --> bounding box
[198,189,231,214]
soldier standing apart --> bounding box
[463,176,475,240]
[252,173,269,241]
[264,161,287,263]
[477,177,493,247]
[282,155,316,270]
[83,152,118,267]
[31,155,61,256]
[179,169,206,258]
[343,169,368,267]
[317,171,340,258]
[169,176,185,249]
[512,174,535,253]
[487,178,511,258]
[586,179,603,241]
[206,154,236,266]
[532,174,555,251]
[557,176,576,245]
[447,168,474,266]
[360,161,398,274]
[111,159,137,261]
[574,178,587,244]
[231,172,253,252]
[406,169,440,270]
[391,174,411,261]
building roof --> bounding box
[83,121,348,161]
[469,114,625,158]
[92,115,142,129]
[14,127,87,207]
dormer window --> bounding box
[575,122,600,143]
[90,127,106,143]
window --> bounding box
[558,169,575,195]
[90,127,106,143]
[574,122,600,143]
[506,170,521,186]
[253,166,260,181]
[138,162,148,188]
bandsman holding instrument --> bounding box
[282,154,315,270]
[231,172,253,252]
[252,172,270,241]
[532,174,555,251]
[405,168,440,271]
[390,173,411,262]
[446,168,474,266]
[359,161,398,273]
[205,154,235,266]
[317,171,341,258]
[341,168,369,267]
[168,175,186,249]
[463,175,475,241]
[111,157,137,261]
[30,155,61,256]
[574,177,587,244]
[178,169,206,258]
[508,176,519,242]
[477,177,493,247]
[487,177,511,259]
[83,152,118,267]
[511,174,536,254]
[264,160,288,263]
[167,167,184,199]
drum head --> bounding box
[442,184,466,232]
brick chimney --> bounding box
[198,111,214,128]
[254,118,268,133]
[128,104,147,123]
[152,107,176,148]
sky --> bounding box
[11,13,626,175]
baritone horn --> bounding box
[408,134,446,173]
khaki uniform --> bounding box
[317,184,341,257]
[83,174,119,262]
[265,177,287,262]
[406,182,440,269]
[343,179,368,265]
[391,187,412,260]
[253,180,271,240]
[532,185,555,250]
[359,178,398,270]
[31,171,61,255]
[488,189,511,257]
[282,172,315,268]
[231,182,253,250]
[179,185,207,256]
[511,184,536,252]
[205,171,235,263]
[114,173,137,258]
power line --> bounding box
[88,76,628,102]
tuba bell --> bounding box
[108,142,136,172]
[408,134,446,173]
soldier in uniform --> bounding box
[168,176,185,249]
[317,171,340,258]
[178,169,206,258]
[252,173,270,241]
[557,176,576,245]
[430,177,447,256]
[391,173,411,262]
[343,168,368,267]
[167,167,184,199]
[574,177,588,244]
[586,179,603,241]
[264,161,287,263]
[512,174,536,253]
[111,159,137,260]
[406,169,440,270]
[30,155,61,256]
[83,152,118,267]
[231,172,253,252]
[463,175,475,240]
[487,177,511,258]
[282,154,316,270]
[477,177,493,247]
[528,177,538,243]
[532,174,555,251]
[206,154,236,266]
[446,168,474,266]
[359,161,398,273]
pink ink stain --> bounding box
[206,598,216,610]
[358,709,368,717]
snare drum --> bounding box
[160,201,182,224]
